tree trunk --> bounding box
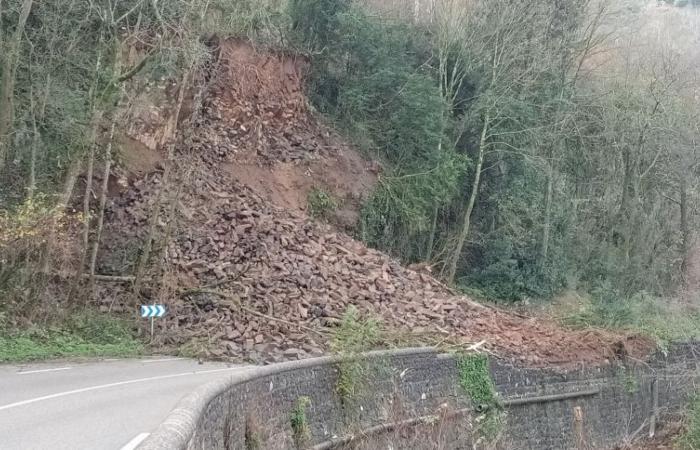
[61,46,103,208]
[443,111,490,284]
[81,118,98,258]
[28,87,38,199]
[426,205,438,262]
[0,0,34,170]
[680,176,690,278]
[70,113,99,299]
[133,69,190,298]
[0,0,4,39]
[61,158,82,206]
[618,144,636,265]
[540,150,555,265]
[88,117,116,282]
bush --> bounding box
[288,0,349,52]
[677,394,700,449]
[460,237,567,302]
[307,188,338,220]
[0,195,76,317]
[360,152,466,261]
[298,5,466,262]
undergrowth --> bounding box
[0,312,143,362]
[178,336,210,359]
[457,353,504,444]
[307,188,338,220]
[556,288,700,351]
[330,306,382,406]
[616,366,639,394]
[676,394,700,449]
[290,396,311,449]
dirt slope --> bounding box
[102,40,652,366]
[203,39,377,231]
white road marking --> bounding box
[0,367,238,412]
[18,367,71,375]
[140,358,185,363]
[120,432,150,450]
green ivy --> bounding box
[457,354,504,443]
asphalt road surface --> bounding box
[0,357,252,450]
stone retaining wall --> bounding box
[139,344,700,450]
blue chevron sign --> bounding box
[140,304,166,318]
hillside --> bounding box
[2,0,699,369]
[95,39,652,366]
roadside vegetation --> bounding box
[285,0,700,330]
[0,312,142,362]
[541,290,700,350]
[676,394,700,449]
[330,306,382,409]
[457,353,504,443]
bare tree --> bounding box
[0,0,33,170]
[133,69,191,298]
[442,0,552,283]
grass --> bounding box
[290,396,311,449]
[307,188,338,220]
[546,289,700,351]
[0,312,143,362]
[676,394,700,449]
[178,336,210,359]
[330,306,381,405]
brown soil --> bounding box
[101,40,655,366]
[211,39,377,229]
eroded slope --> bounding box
[102,40,652,366]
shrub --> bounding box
[290,396,312,449]
[331,307,382,405]
[307,188,338,220]
[0,195,76,316]
[677,394,700,449]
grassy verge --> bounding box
[545,289,700,350]
[676,394,700,449]
[0,312,143,362]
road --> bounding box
[0,357,252,450]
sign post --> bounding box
[140,304,166,340]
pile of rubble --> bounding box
[101,40,653,366]
[106,153,650,365]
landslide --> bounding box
[101,39,652,366]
